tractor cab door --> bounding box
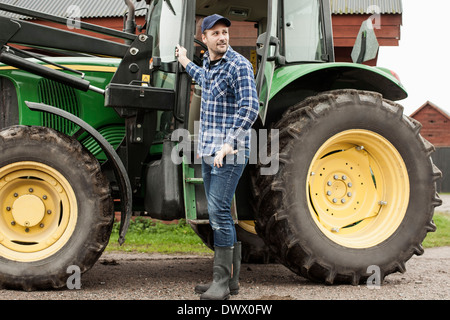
[255,0,279,125]
[256,0,335,124]
[145,0,195,140]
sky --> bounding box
[377,0,450,116]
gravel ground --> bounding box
[1,196,449,301]
[438,194,450,213]
[0,247,448,301]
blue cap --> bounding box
[201,14,231,33]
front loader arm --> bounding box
[0,15,129,58]
[0,2,136,44]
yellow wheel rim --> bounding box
[0,161,77,262]
[307,130,409,248]
[238,220,257,234]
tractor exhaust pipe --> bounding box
[123,0,137,43]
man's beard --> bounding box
[213,41,228,55]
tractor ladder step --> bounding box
[185,177,204,184]
[182,154,238,225]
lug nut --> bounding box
[40,223,44,228]
[347,192,352,197]
[11,221,15,226]
[327,191,332,196]
[332,198,338,203]
[47,210,52,214]
[334,175,339,180]
[6,206,11,211]
[43,195,47,200]
[29,188,33,193]
[14,193,18,197]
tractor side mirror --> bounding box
[351,19,379,64]
[256,32,285,65]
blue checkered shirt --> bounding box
[185,46,259,157]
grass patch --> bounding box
[107,212,450,254]
[423,212,450,248]
[106,217,212,255]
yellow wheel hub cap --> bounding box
[307,130,409,248]
[12,194,45,227]
[0,161,77,262]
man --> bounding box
[176,14,259,300]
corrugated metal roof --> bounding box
[330,0,403,14]
[0,0,147,20]
[0,0,403,19]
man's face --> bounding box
[202,22,229,60]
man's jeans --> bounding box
[201,151,248,247]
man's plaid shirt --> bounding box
[185,46,259,157]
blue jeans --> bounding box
[202,151,248,247]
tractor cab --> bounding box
[143,0,335,137]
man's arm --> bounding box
[215,60,259,168]
[175,45,191,68]
[176,44,204,84]
[224,60,259,148]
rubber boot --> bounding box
[195,242,241,295]
[200,246,233,300]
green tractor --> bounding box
[0,0,441,290]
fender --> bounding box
[261,62,408,125]
[25,101,132,245]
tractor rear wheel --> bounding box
[253,90,441,284]
[0,126,114,290]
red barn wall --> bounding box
[411,103,450,147]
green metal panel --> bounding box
[0,56,122,126]
[37,78,80,135]
[182,154,201,222]
[81,125,125,162]
[259,62,408,124]
[181,153,238,224]
[269,62,407,101]
[0,56,126,155]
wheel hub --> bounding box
[310,146,376,232]
[326,174,351,204]
[0,161,77,261]
[12,194,45,228]
[307,129,410,248]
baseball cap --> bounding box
[201,14,231,33]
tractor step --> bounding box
[185,177,203,184]
[182,155,202,222]
[188,219,210,224]
[181,154,238,224]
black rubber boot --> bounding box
[195,242,241,295]
[200,246,233,300]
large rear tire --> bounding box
[0,126,114,290]
[253,90,442,284]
